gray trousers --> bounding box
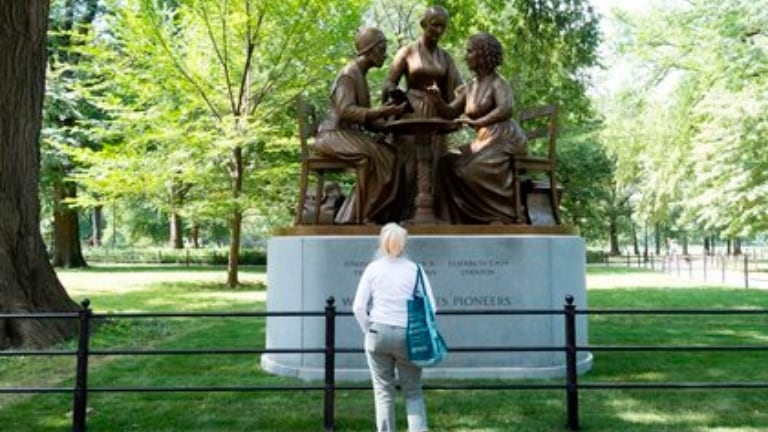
[365,322,428,432]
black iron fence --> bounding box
[600,252,768,289]
[2,297,768,431]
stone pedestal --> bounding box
[262,230,592,381]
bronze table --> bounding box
[384,118,460,224]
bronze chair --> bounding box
[294,97,365,225]
[513,104,561,225]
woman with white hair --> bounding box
[353,223,437,432]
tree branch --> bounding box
[142,1,223,121]
[198,1,236,114]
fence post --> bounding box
[564,295,580,431]
[324,297,337,432]
[721,256,726,284]
[744,255,749,289]
[688,256,693,278]
[72,299,92,432]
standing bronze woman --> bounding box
[430,32,528,224]
[314,28,407,224]
[382,5,463,221]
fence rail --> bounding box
[2,297,768,431]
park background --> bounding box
[35,0,768,277]
[1,0,767,430]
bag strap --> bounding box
[414,264,437,321]
[412,264,425,297]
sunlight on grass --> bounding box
[587,271,726,289]
[618,410,712,425]
[38,415,70,429]
[59,266,266,296]
[710,329,768,343]
[179,291,266,302]
[609,398,713,425]
[702,428,767,432]
[628,371,665,380]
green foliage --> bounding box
[65,0,369,247]
[49,0,609,246]
[556,123,615,240]
[603,0,768,239]
[82,247,267,265]
[442,0,601,121]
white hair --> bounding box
[378,222,408,258]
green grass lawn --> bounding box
[0,265,767,431]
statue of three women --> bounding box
[313,6,527,226]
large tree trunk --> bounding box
[0,0,79,347]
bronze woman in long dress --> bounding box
[314,28,407,224]
[430,32,527,224]
[382,6,462,221]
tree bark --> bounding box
[47,0,99,269]
[631,224,640,256]
[0,0,79,347]
[227,146,244,287]
[52,179,87,267]
[608,217,620,256]
[90,205,103,246]
[190,224,200,248]
[170,212,183,249]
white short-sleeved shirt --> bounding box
[352,256,437,332]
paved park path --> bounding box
[591,255,768,290]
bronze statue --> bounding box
[314,28,408,224]
[382,5,463,221]
[429,32,528,224]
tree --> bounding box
[604,0,768,240]
[69,0,366,285]
[0,1,79,347]
[42,0,102,268]
[556,125,618,245]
